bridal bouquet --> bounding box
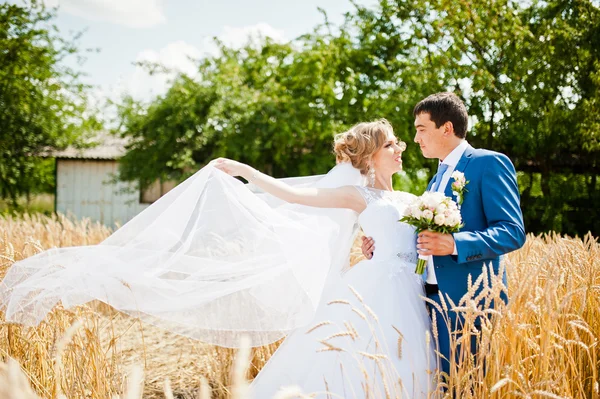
[400,192,463,275]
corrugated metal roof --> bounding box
[51,131,128,160]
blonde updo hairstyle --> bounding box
[333,119,394,175]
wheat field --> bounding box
[0,213,598,398]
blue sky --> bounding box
[38,0,375,104]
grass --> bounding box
[0,213,598,398]
[0,193,55,216]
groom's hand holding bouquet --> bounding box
[400,192,463,275]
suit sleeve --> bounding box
[453,153,526,263]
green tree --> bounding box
[0,1,98,205]
[116,9,439,192]
[404,0,600,235]
[116,0,599,236]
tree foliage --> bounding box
[116,12,440,192]
[407,0,600,234]
[0,1,98,204]
[117,0,599,236]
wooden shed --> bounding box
[52,132,175,227]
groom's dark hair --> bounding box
[413,92,468,138]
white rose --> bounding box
[422,209,434,221]
[404,205,416,217]
[420,193,435,209]
[449,212,463,226]
[451,171,465,182]
[445,212,461,226]
[434,214,446,225]
[435,203,448,214]
[432,192,446,202]
[422,192,444,209]
[412,207,423,219]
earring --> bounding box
[368,166,376,188]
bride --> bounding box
[0,119,435,398]
[213,119,436,398]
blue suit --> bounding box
[426,144,526,375]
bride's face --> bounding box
[371,133,407,174]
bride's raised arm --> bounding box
[211,158,366,213]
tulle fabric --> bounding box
[0,163,364,347]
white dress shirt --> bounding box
[425,140,469,285]
[437,140,469,193]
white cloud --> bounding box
[77,41,201,129]
[199,23,287,57]
[122,40,202,102]
[220,23,286,49]
[43,0,166,28]
[111,23,287,103]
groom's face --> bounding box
[414,112,446,160]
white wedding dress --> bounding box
[250,187,436,399]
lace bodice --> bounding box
[355,186,419,263]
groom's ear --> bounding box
[443,121,455,137]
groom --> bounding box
[361,92,526,375]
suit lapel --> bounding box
[444,144,474,198]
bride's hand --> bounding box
[211,158,252,178]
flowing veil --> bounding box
[0,162,365,347]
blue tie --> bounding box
[431,163,449,192]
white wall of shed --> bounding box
[56,159,149,227]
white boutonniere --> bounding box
[450,171,469,207]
